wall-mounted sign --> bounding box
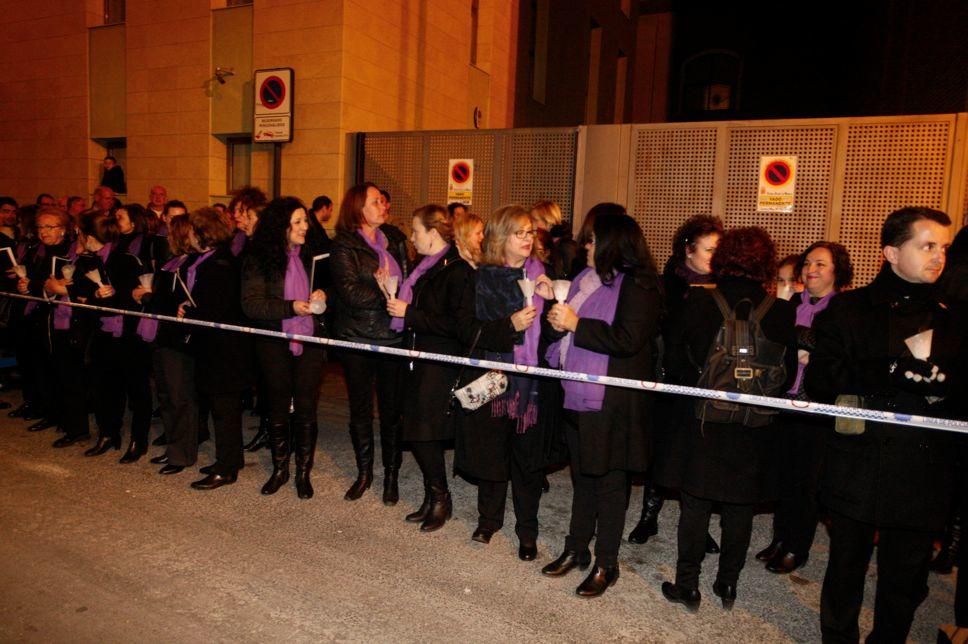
[447,158,474,205]
[253,68,294,143]
[757,155,797,213]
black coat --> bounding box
[240,246,326,338]
[805,268,967,531]
[140,254,196,351]
[183,245,253,395]
[452,264,557,480]
[656,277,797,504]
[330,224,409,342]
[561,271,663,476]
[401,247,469,442]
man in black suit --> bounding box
[806,207,967,642]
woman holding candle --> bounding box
[241,197,328,499]
[386,204,468,530]
[330,182,409,504]
[541,205,662,596]
[454,204,554,560]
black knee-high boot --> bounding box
[294,421,318,500]
[261,422,291,495]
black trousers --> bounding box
[204,391,244,476]
[91,333,152,444]
[154,347,199,467]
[675,491,754,589]
[772,415,826,555]
[411,440,447,489]
[563,420,627,566]
[476,423,543,540]
[820,512,934,644]
[255,339,325,426]
[24,318,59,421]
[339,348,403,469]
[52,331,89,439]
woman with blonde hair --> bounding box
[531,200,577,279]
[455,205,554,560]
[387,204,471,530]
[453,211,484,266]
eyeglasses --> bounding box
[38,225,65,231]
[513,229,536,240]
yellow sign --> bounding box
[757,155,797,213]
[447,159,474,205]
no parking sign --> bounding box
[757,155,797,213]
[447,159,474,205]
[253,68,294,143]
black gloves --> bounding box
[890,357,948,396]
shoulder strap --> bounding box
[708,288,733,320]
[750,294,776,324]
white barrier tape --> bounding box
[3,291,967,434]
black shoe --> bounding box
[243,420,268,452]
[382,467,399,506]
[518,537,538,561]
[419,485,451,532]
[629,486,663,544]
[766,551,808,574]
[541,549,591,577]
[471,527,494,544]
[151,433,167,446]
[119,442,146,464]
[755,538,782,562]
[661,582,701,611]
[345,468,373,501]
[712,580,737,610]
[406,487,431,523]
[84,436,120,457]
[52,434,90,448]
[261,465,290,496]
[199,464,215,475]
[27,418,57,432]
[576,563,620,597]
[150,454,169,465]
[159,464,184,475]
[295,467,314,500]
[190,472,237,490]
[705,532,720,554]
[8,403,30,418]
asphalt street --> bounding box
[0,362,957,643]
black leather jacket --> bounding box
[330,224,409,342]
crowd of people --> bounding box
[1,180,967,641]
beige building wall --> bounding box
[0,0,518,210]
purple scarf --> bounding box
[126,233,144,258]
[358,228,402,289]
[546,268,625,412]
[230,230,247,257]
[390,244,450,332]
[187,249,216,291]
[96,243,123,338]
[137,254,190,343]
[491,257,546,432]
[53,242,79,331]
[788,289,835,396]
[281,246,313,356]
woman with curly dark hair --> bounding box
[629,214,724,550]
[659,226,797,611]
[756,241,853,574]
[241,197,327,498]
[330,183,409,504]
[113,203,156,268]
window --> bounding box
[585,21,602,124]
[679,49,742,116]
[227,137,252,193]
[104,0,125,25]
[470,0,480,66]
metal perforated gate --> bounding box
[359,128,579,228]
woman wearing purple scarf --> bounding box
[241,197,328,499]
[454,205,555,561]
[330,183,409,505]
[68,211,148,460]
[180,208,253,491]
[542,206,663,597]
[386,204,468,531]
[755,241,853,575]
